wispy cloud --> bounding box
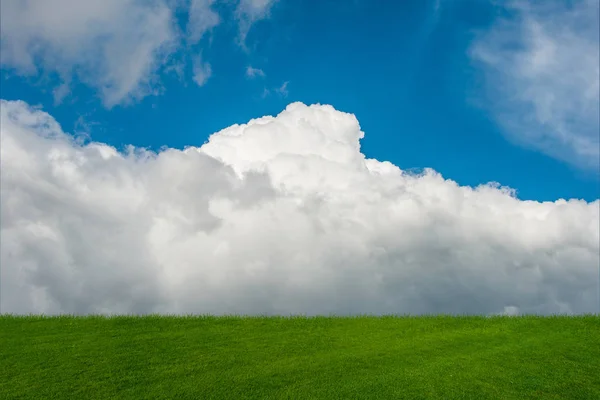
[0,0,275,106]
[276,81,289,97]
[186,0,220,45]
[0,0,179,108]
[246,65,266,78]
[192,54,212,87]
[235,0,279,50]
[470,0,600,171]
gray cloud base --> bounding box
[1,100,598,316]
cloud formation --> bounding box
[235,0,278,49]
[0,0,278,106]
[192,54,212,87]
[246,65,266,78]
[1,99,599,316]
[187,0,220,45]
[275,81,289,97]
[470,0,600,171]
[0,0,179,108]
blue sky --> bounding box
[1,0,598,203]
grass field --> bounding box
[1,314,599,399]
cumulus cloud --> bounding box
[0,0,179,108]
[470,0,600,171]
[1,99,599,316]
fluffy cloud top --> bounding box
[1,99,598,316]
[470,0,600,171]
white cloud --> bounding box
[470,0,600,171]
[192,54,212,86]
[246,65,266,78]
[186,0,220,45]
[1,99,599,316]
[235,0,278,49]
[0,0,179,108]
[276,81,289,97]
[0,0,280,105]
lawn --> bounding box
[1,314,598,399]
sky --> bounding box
[1,0,599,316]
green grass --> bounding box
[1,314,599,399]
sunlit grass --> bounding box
[1,314,599,399]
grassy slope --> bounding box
[1,315,599,399]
